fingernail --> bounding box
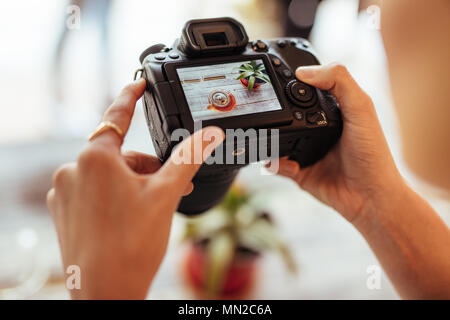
[279,162,298,177]
[296,66,318,79]
[133,78,145,85]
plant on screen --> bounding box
[234,60,271,92]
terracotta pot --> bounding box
[238,66,267,91]
[182,241,259,299]
[239,78,262,90]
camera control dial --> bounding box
[285,80,316,107]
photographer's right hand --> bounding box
[267,63,450,299]
[267,63,404,225]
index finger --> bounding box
[90,78,146,149]
[156,126,225,196]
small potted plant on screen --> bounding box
[234,60,271,92]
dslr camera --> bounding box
[137,17,342,215]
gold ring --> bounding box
[88,121,124,142]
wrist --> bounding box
[68,260,151,300]
[351,172,410,234]
[71,279,149,300]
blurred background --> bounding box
[0,0,449,299]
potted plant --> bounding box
[234,60,271,92]
[180,185,297,299]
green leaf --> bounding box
[181,208,232,243]
[236,70,254,80]
[237,219,297,275]
[233,64,251,73]
[219,186,250,214]
[181,222,198,241]
[256,63,264,71]
[206,232,235,295]
[256,74,271,84]
[279,244,298,275]
[247,75,255,92]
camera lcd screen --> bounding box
[176,59,282,122]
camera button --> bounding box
[168,52,179,59]
[277,40,287,48]
[286,80,316,107]
[291,82,313,102]
[282,69,293,78]
[271,57,281,67]
[293,111,303,121]
[252,40,268,52]
[154,54,166,60]
[306,111,327,126]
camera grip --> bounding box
[289,89,342,167]
[289,136,320,167]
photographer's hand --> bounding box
[46,79,225,299]
[269,63,401,222]
[267,63,450,299]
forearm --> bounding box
[354,180,450,299]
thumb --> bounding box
[123,150,194,196]
[122,150,162,174]
[156,126,225,196]
[296,63,374,119]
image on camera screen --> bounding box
[176,59,282,122]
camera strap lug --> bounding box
[134,68,144,81]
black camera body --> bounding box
[138,17,342,215]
